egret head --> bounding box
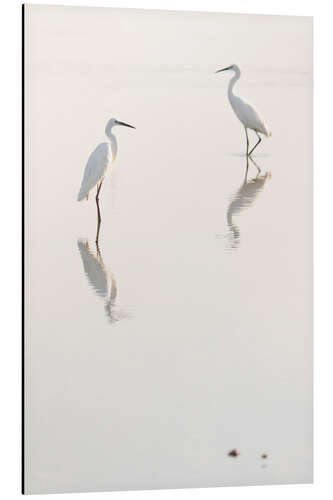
[105,118,136,137]
[215,64,240,75]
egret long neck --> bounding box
[228,70,240,102]
[108,132,118,162]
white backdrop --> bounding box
[0,0,332,499]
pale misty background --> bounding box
[24,5,312,494]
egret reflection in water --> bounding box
[226,167,271,250]
[77,239,126,323]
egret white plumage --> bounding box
[77,117,135,242]
[215,64,271,157]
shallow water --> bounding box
[24,6,313,494]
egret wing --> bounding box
[232,96,270,136]
[77,142,110,201]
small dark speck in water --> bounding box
[228,449,240,457]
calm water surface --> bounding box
[25,6,312,494]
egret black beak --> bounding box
[116,120,136,129]
[215,66,232,73]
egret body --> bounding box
[215,64,271,157]
[77,117,135,241]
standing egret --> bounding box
[77,118,135,242]
[215,64,271,159]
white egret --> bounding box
[77,118,135,242]
[215,64,271,157]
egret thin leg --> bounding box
[249,131,262,157]
[215,65,270,155]
[245,127,249,157]
[95,180,103,243]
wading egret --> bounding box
[215,64,271,157]
[77,118,135,242]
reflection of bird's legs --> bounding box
[249,156,261,176]
[95,180,103,243]
[245,156,249,181]
[249,131,262,157]
[95,239,104,268]
[245,127,249,157]
[94,239,107,277]
[95,239,101,260]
